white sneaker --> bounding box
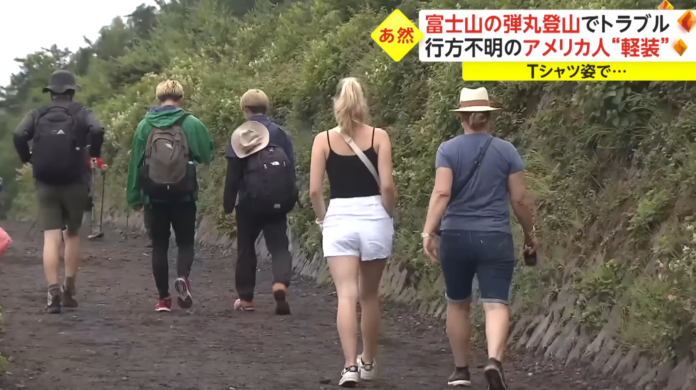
[357,354,376,380]
[339,366,359,387]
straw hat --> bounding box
[450,87,500,112]
[230,121,269,158]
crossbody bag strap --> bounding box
[451,135,494,201]
[330,127,380,189]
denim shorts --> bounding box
[439,230,515,305]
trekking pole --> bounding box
[25,220,37,239]
[88,168,105,240]
[99,170,106,233]
[91,167,97,228]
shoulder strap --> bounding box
[275,123,289,146]
[173,113,190,127]
[273,122,285,132]
[66,102,83,115]
[34,107,47,127]
[66,103,83,129]
[36,105,50,117]
[451,136,494,201]
[330,128,380,189]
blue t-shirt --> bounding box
[435,133,524,234]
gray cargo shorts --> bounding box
[36,181,89,235]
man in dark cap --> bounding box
[13,69,106,314]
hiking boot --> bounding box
[447,366,471,387]
[155,297,172,312]
[339,365,359,387]
[272,283,290,315]
[357,354,376,380]
[87,231,103,240]
[174,277,193,309]
[46,287,61,314]
[61,285,78,308]
[233,299,255,312]
[483,358,508,390]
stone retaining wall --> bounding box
[104,211,695,390]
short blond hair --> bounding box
[155,80,184,102]
[240,89,270,114]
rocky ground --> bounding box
[0,220,623,389]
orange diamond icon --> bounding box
[674,39,688,56]
[678,10,695,32]
[658,0,674,9]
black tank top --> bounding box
[325,128,380,199]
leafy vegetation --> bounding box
[4,0,696,362]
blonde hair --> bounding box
[155,80,184,102]
[333,77,368,137]
[240,89,270,114]
[460,112,491,131]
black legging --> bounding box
[145,201,197,299]
[144,205,153,241]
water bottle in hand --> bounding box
[523,245,537,266]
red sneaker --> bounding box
[155,297,172,312]
[174,277,193,309]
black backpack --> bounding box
[241,131,297,216]
[31,102,85,185]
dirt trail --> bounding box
[0,220,621,389]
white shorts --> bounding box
[322,195,394,261]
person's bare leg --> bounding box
[44,229,63,313]
[43,229,62,286]
[483,302,510,361]
[64,230,81,289]
[328,256,360,368]
[358,259,387,366]
[446,301,472,367]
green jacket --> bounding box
[126,107,214,208]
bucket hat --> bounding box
[230,121,270,158]
[43,70,81,94]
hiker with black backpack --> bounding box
[12,70,106,314]
[223,89,297,315]
[126,80,213,313]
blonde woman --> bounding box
[422,87,539,389]
[309,77,395,387]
